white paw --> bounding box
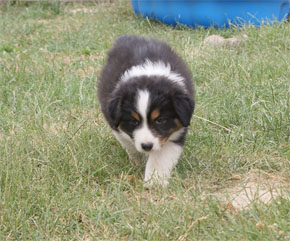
[144,176,169,188]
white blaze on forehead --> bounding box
[120,59,185,87]
[134,89,160,152]
[136,89,150,120]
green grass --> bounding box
[0,1,289,240]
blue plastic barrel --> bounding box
[131,0,290,28]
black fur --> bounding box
[171,89,195,127]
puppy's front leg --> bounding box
[144,142,183,186]
[113,130,146,164]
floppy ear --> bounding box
[108,93,122,128]
[172,92,195,127]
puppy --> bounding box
[98,35,195,186]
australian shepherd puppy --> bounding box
[98,35,195,186]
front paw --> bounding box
[144,176,169,188]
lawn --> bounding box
[0,1,289,240]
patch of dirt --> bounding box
[204,33,248,48]
[43,122,68,136]
[37,19,51,24]
[68,8,99,14]
[215,171,289,210]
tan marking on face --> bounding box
[150,108,160,121]
[175,119,183,129]
[158,119,183,145]
[131,111,140,121]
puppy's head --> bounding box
[108,77,194,153]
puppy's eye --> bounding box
[154,117,167,125]
[129,119,139,126]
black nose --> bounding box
[141,142,153,151]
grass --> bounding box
[0,1,289,240]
